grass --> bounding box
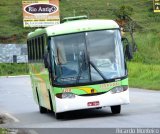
[127,32,160,90]
[128,62,160,90]
[0,63,28,76]
[0,128,7,134]
[131,32,160,64]
[0,0,160,90]
[60,0,160,32]
[0,0,160,43]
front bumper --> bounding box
[55,89,130,113]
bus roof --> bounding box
[27,19,119,39]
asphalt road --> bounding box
[0,76,160,128]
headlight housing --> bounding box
[110,86,128,94]
[56,92,75,99]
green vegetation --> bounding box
[0,0,159,90]
[128,62,160,90]
[128,32,160,90]
[60,0,160,32]
[0,128,7,134]
[0,0,159,42]
[0,63,28,76]
[0,0,30,43]
[132,33,160,64]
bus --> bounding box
[27,16,133,119]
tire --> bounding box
[36,88,47,114]
[39,105,47,113]
[111,105,121,114]
[55,112,64,119]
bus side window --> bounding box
[41,36,44,59]
[27,40,30,62]
[35,38,38,61]
[29,40,32,62]
[30,40,33,62]
[31,39,35,62]
[34,39,36,61]
[28,40,31,61]
[38,37,41,60]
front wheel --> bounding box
[39,105,48,113]
[55,112,64,119]
[111,105,121,114]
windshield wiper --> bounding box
[89,60,108,82]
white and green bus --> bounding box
[27,16,132,119]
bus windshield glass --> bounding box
[50,29,125,85]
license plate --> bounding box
[87,101,100,106]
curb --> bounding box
[0,75,29,78]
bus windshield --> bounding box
[50,29,125,85]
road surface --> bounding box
[0,76,160,128]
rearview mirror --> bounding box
[125,44,133,60]
[122,37,133,60]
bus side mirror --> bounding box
[125,44,133,60]
[122,37,133,60]
[44,53,48,68]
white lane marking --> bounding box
[4,113,20,122]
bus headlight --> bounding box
[56,92,75,99]
[110,86,128,94]
[62,92,75,99]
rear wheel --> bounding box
[111,105,121,114]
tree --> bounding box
[114,5,137,52]
[114,5,133,20]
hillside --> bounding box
[0,0,159,43]
[0,0,160,90]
